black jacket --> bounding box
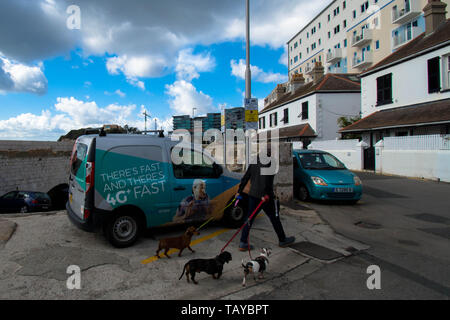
[237,163,275,199]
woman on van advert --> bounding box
[236,148,295,252]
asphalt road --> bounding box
[250,172,450,300]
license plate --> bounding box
[42,206,49,210]
[334,188,353,193]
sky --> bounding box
[0,0,327,141]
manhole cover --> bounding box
[418,227,450,240]
[355,221,382,229]
[290,242,343,261]
[407,214,450,225]
[398,239,420,246]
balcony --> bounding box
[326,48,343,64]
[352,51,373,69]
[352,29,373,47]
[392,26,422,50]
[305,65,313,74]
[392,0,422,25]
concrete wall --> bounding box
[375,135,450,182]
[0,141,74,196]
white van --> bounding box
[67,133,246,247]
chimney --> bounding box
[264,84,286,107]
[423,0,447,36]
[289,73,305,92]
[312,62,325,85]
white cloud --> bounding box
[0,97,145,140]
[230,59,287,84]
[0,55,48,95]
[104,89,126,98]
[175,49,215,81]
[165,80,216,116]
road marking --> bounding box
[141,228,231,265]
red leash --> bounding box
[220,196,269,254]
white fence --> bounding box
[308,139,366,171]
[376,134,450,182]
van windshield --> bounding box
[71,143,88,175]
[299,153,346,170]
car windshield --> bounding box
[298,153,346,170]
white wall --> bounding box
[308,139,365,171]
[361,44,450,118]
[259,92,361,142]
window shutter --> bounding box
[428,57,441,94]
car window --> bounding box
[71,143,88,175]
[17,192,30,199]
[299,153,345,170]
[173,149,217,179]
[2,192,17,199]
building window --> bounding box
[343,1,346,9]
[353,10,357,19]
[283,108,289,124]
[376,73,393,106]
[294,42,298,49]
[319,22,321,29]
[328,31,331,39]
[343,20,347,28]
[301,102,309,120]
[328,14,331,22]
[270,113,278,127]
[344,39,347,47]
[444,55,450,90]
[375,40,380,50]
[428,57,441,93]
[319,38,321,45]
[294,55,298,63]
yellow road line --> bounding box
[141,228,231,265]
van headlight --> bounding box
[311,176,328,186]
[354,176,362,186]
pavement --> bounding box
[0,200,368,300]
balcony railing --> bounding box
[305,65,313,74]
[326,48,343,64]
[352,29,373,47]
[352,51,373,69]
[392,0,422,25]
[392,26,422,49]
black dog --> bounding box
[178,251,232,285]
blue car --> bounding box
[293,150,362,203]
[0,191,52,214]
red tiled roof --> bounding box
[340,98,450,132]
[260,74,361,115]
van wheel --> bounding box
[20,206,29,213]
[223,204,245,228]
[105,213,141,248]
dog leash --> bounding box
[220,196,269,254]
[196,198,237,232]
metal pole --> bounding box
[245,0,251,100]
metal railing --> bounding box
[383,134,450,150]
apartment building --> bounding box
[340,0,450,145]
[287,0,450,83]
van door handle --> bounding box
[173,186,186,191]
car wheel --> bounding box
[20,206,29,213]
[105,213,141,248]
[297,185,310,202]
[223,204,246,228]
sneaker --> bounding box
[239,243,255,252]
[279,236,295,248]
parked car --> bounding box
[293,149,362,203]
[0,191,52,213]
[66,133,247,248]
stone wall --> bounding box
[0,141,74,196]
[274,142,293,203]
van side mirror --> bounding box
[213,163,223,178]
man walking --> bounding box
[236,149,295,251]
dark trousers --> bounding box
[240,196,287,245]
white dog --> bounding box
[241,248,272,287]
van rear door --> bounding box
[68,136,95,220]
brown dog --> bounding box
[156,226,200,259]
